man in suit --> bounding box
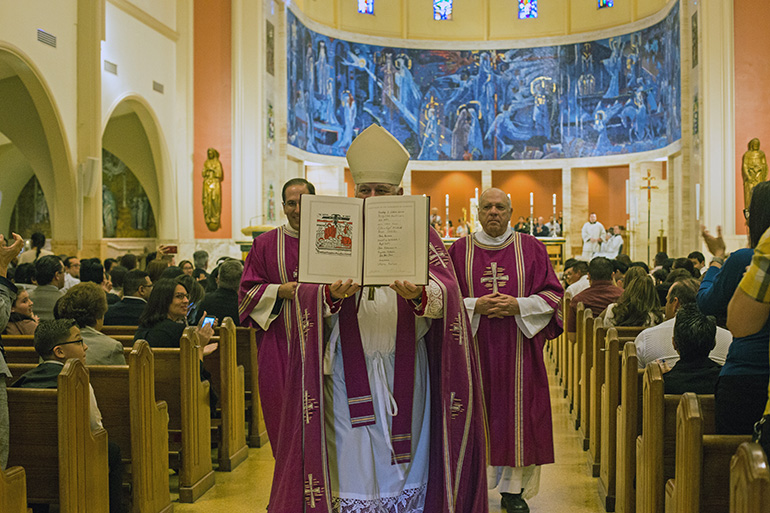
[103,270,152,326]
[27,255,65,321]
[663,304,722,395]
[196,259,242,326]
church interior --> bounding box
[2,0,770,511]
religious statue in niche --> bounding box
[103,185,118,237]
[742,138,768,208]
[101,148,157,238]
[202,148,224,231]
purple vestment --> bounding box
[449,232,563,468]
[237,226,301,508]
[279,228,488,513]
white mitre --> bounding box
[346,124,409,185]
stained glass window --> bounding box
[358,0,374,15]
[434,0,452,20]
[518,0,538,19]
[598,0,614,8]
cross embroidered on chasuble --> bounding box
[450,312,464,345]
[480,262,509,293]
[303,390,319,425]
[301,308,314,340]
[450,391,465,419]
[304,474,324,508]
[429,243,451,268]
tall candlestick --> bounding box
[507,194,512,229]
[552,193,557,219]
[445,194,450,237]
[529,192,534,236]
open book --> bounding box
[298,195,429,286]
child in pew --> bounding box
[4,288,38,335]
[11,319,127,513]
[660,304,722,395]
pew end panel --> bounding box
[730,442,770,513]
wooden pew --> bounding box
[588,316,610,475]
[616,342,644,513]
[7,358,110,511]
[590,325,645,482]
[152,328,215,503]
[3,347,40,365]
[234,326,268,448]
[578,308,595,438]
[205,318,249,471]
[101,325,139,337]
[569,302,585,415]
[635,364,716,513]
[89,341,172,513]
[558,296,570,389]
[0,334,33,347]
[0,464,28,513]
[730,442,770,513]
[598,328,622,511]
[664,393,750,513]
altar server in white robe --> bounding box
[581,212,606,259]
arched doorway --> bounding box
[0,46,75,249]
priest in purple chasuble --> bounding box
[448,188,563,513]
[270,125,487,513]
[237,178,317,506]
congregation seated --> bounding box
[11,319,126,513]
[662,303,722,395]
[3,287,38,335]
[194,259,243,326]
[604,269,663,328]
[176,274,206,325]
[61,256,80,292]
[27,255,65,321]
[103,269,152,326]
[671,256,700,279]
[57,282,125,366]
[118,253,137,271]
[11,262,35,291]
[146,259,170,284]
[179,259,194,276]
[655,268,691,307]
[159,265,184,281]
[15,232,52,265]
[688,250,707,275]
[700,181,770,435]
[611,259,628,288]
[567,257,622,340]
[634,277,731,370]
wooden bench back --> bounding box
[90,341,172,513]
[730,442,770,513]
[558,295,571,390]
[0,463,28,513]
[665,394,751,513]
[1,335,34,347]
[616,342,644,513]
[636,363,716,513]
[578,307,595,436]
[7,359,109,511]
[100,325,138,337]
[598,328,622,510]
[589,315,609,474]
[569,302,585,410]
[151,328,214,502]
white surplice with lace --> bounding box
[324,284,443,513]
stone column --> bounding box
[568,168,588,259]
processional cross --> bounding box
[640,170,659,264]
[480,262,508,294]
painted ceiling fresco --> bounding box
[286,2,680,160]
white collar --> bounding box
[123,296,147,302]
[474,227,514,246]
[283,223,298,237]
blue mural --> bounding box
[286,2,680,160]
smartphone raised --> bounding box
[201,315,216,329]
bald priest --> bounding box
[449,188,564,513]
[278,124,488,513]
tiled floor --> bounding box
[175,356,605,512]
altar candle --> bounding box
[529,192,534,235]
[508,194,512,228]
[552,193,557,218]
[695,184,701,221]
[445,194,450,236]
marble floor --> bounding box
[174,357,605,512]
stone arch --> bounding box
[0,44,76,244]
[102,95,173,240]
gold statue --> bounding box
[202,148,224,231]
[742,138,768,208]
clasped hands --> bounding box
[328,279,423,301]
[475,292,520,318]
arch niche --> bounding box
[102,97,168,242]
[0,45,76,248]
